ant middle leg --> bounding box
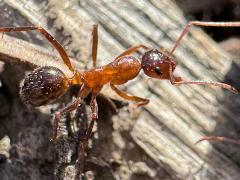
[170,21,240,55]
[0,26,74,72]
[168,64,238,94]
[110,83,149,107]
[115,44,150,60]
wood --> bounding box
[0,0,239,179]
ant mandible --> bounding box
[0,21,239,177]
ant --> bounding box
[0,21,239,179]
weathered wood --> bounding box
[0,0,239,180]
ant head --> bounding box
[141,49,176,79]
[20,66,69,106]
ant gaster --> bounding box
[0,21,239,178]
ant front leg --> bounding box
[196,136,240,145]
[110,83,149,107]
[170,21,240,55]
[168,64,238,94]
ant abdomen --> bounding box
[20,66,69,106]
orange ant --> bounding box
[0,21,239,178]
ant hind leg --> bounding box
[110,83,149,107]
[76,93,98,179]
[0,26,74,72]
[51,85,91,142]
[52,98,82,143]
[51,97,82,179]
[91,24,98,68]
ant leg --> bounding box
[52,98,82,142]
[52,85,91,142]
[52,98,82,179]
[91,24,98,68]
[168,64,238,94]
[170,21,240,55]
[115,44,150,60]
[196,136,240,145]
[0,26,74,72]
[52,85,90,179]
[76,93,98,180]
[110,83,149,107]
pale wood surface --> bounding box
[0,0,239,180]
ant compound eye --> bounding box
[20,66,69,106]
[154,67,163,75]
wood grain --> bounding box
[0,0,239,179]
